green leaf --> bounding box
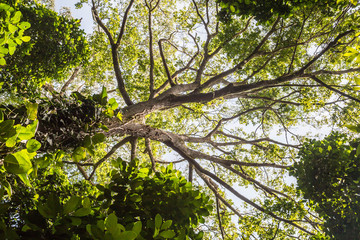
[91,225,105,239]
[104,108,114,117]
[0,57,5,65]
[159,230,176,238]
[0,47,8,54]
[118,231,137,240]
[26,102,38,120]
[161,220,172,230]
[0,120,14,133]
[21,36,31,42]
[86,224,92,236]
[101,86,107,100]
[346,124,360,133]
[132,221,142,235]
[38,203,56,218]
[0,3,11,11]
[73,207,91,217]
[11,11,21,23]
[99,123,109,132]
[8,24,17,33]
[17,173,31,187]
[83,197,91,208]
[93,87,108,105]
[26,139,41,153]
[83,135,92,147]
[4,150,34,174]
[8,46,16,55]
[97,220,105,231]
[70,217,82,226]
[92,133,106,145]
[18,21,30,30]
[116,112,123,121]
[155,214,162,230]
[55,150,65,161]
[105,213,118,234]
[230,5,235,12]
[72,147,86,162]
[86,145,95,156]
[356,144,360,157]
[5,135,17,148]
[63,196,81,214]
[17,120,38,140]
[15,38,22,45]
[0,180,12,197]
[108,98,119,110]
[355,77,360,86]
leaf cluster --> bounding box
[0,0,31,65]
[0,1,90,96]
[216,0,349,23]
[0,157,212,239]
[291,132,360,239]
[100,159,213,239]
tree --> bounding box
[0,1,89,96]
[291,132,360,239]
[1,0,360,239]
[0,0,31,66]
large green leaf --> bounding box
[117,231,137,240]
[155,214,162,230]
[161,220,172,230]
[92,133,106,145]
[0,120,14,135]
[91,225,105,239]
[26,102,38,120]
[72,147,86,162]
[63,196,81,215]
[4,149,34,174]
[73,207,91,217]
[17,173,31,187]
[132,221,142,235]
[105,213,118,235]
[11,11,21,23]
[26,139,41,153]
[159,230,176,238]
[5,135,17,148]
[16,120,38,141]
[38,203,57,218]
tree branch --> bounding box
[60,67,80,96]
[88,136,133,180]
[145,138,157,172]
[115,0,135,48]
[308,75,360,103]
[92,0,134,106]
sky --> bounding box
[55,0,94,33]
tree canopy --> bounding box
[1,0,360,239]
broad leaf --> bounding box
[26,139,41,153]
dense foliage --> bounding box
[0,0,30,66]
[0,158,211,239]
[0,1,89,95]
[216,0,352,22]
[291,133,360,239]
